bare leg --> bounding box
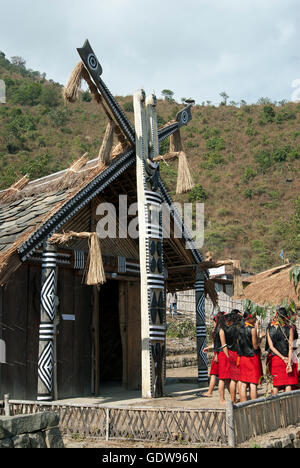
[236,381,241,400]
[240,382,247,402]
[219,379,229,403]
[230,380,237,403]
[273,386,279,395]
[250,383,258,400]
[285,386,292,393]
[203,375,217,397]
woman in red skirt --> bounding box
[203,312,230,403]
[266,307,299,394]
[237,312,263,402]
[202,313,222,397]
[225,311,241,403]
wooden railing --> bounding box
[2,400,227,446]
[3,391,299,446]
[227,390,300,446]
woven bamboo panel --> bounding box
[8,402,106,437]
[108,407,227,444]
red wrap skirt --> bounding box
[270,355,299,387]
[210,352,219,376]
[239,353,263,385]
[228,350,240,381]
[218,351,230,380]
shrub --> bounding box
[253,149,272,172]
[264,105,276,121]
[48,109,69,127]
[242,167,257,183]
[40,85,60,107]
[201,152,224,169]
[166,319,196,339]
[244,188,254,199]
[188,184,208,202]
[81,90,92,102]
[11,81,42,105]
[206,136,225,151]
[123,101,134,112]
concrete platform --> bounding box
[52,366,269,410]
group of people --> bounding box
[202,307,299,404]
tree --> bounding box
[11,56,26,69]
[161,89,175,102]
[11,81,42,106]
[219,91,229,106]
[40,85,60,107]
[257,97,272,105]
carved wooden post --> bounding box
[37,243,58,401]
[134,90,165,398]
[195,269,208,384]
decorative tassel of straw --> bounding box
[62,62,85,103]
[0,174,29,204]
[176,151,194,194]
[85,233,106,285]
[49,231,106,285]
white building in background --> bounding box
[176,266,251,325]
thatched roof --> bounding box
[0,150,215,300]
[242,264,300,308]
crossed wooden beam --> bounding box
[76,40,193,157]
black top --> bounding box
[213,327,222,352]
[237,325,257,357]
[266,324,292,357]
[226,325,238,352]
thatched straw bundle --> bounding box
[0,175,29,204]
[62,62,85,103]
[176,151,194,194]
[54,154,89,190]
[49,231,106,285]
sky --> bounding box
[1,0,300,105]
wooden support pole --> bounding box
[37,243,58,401]
[91,199,100,395]
[98,119,115,165]
[195,269,208,385]
[226,401,236,448]
[92,286,100,395]
[4,393,10,416]
[134,90,166,399]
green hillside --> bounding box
[0,52,299,272]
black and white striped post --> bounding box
[195,269,208,385]
[37,242,58,401]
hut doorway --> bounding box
[98,280,123,383]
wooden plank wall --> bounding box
[0,264,40,400]
[56,269,92,399]
[0,264,93,401]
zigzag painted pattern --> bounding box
[38,340,53,394]
[41,270,56,321]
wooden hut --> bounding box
[0,41,216,402]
